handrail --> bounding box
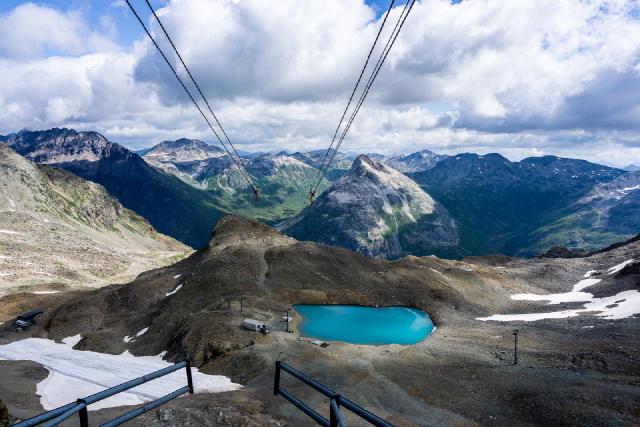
[274,361,393,427]
[13,360,194,427]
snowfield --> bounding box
[477,263,640,322]
[0,338,241,411]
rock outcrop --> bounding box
[287,155,460,259]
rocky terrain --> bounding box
[2,129,229,248]
[0,144,189,294]
[287,155,461,259]
[1,215,637,425]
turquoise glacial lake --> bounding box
[293,304,434,345]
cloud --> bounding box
[0,3,118,59]
[0,0,639,166]
[134,0,378,102]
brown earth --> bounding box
[0,216,638,426]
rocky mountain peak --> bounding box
[286,154,459,259]
[143,138,225,163]
[3,128,130,164]
[207,215,295,251]
[352,154,387,174]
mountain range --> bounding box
[142,142,331,223]
[2,128,638,259]
[2,129,227,248]
[0,143,188,292]
[410,153,631,256]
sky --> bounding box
[0,0,639,166]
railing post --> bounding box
[330,396,344,427]
[77,399,89,427]
[185,359,195,394]
[274,361,281,396]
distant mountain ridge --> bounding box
[380,149,448,173]
[411,153,629,256]
[3,128,637,259]
[142,139,332,223]
[290,149,353,181]
[143,138,225,163]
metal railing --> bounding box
[274,361,393,427]
[14,360,194,427]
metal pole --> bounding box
[185,359,194,394]
[274,361,281,396]
[77,399,89,427]
[330,396,345,427]
[286,309,291,332]
[513,329,519,365]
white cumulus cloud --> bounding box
[0,0,639,165]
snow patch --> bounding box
[0,255,12,260]
[0,229,23,235]
[572,278,601,292]
[166,284,183,296]
[511,291,593,305]
[0,338,241,411]
[173,274,181,279]
[477,265,640,322]
[33,291,60,295]
[123,327,149,343]
[0,272,11,277]
[608,259,635,275]
[62,334,82,347]
[583,270,597,278]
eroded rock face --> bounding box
[4,128,130,164]
[0,144,189,292]
[287,155,460,259]
[0,399,16,427]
